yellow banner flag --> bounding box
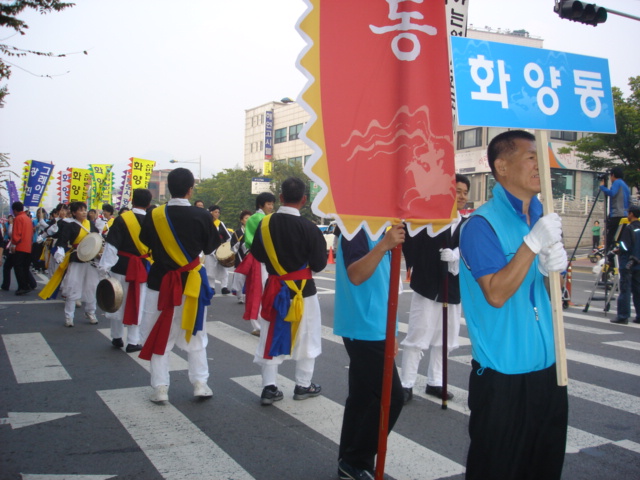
[69,168,92,203]
[129,158,156,190]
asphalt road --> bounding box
[0,263,639,480]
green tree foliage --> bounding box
[192,161,322,228]
[559,77,640,187]
[0,1,78,107]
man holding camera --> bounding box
[599,167,630,251]
[613,206,640,324]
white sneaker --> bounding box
[193,381,213,398]
[64,316,74,328]
[85,312,98,324]
[75,300,82,307]
[150,385,169,403]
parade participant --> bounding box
[612,206,640,324]
[400,174,470,403]
[600,166,630,251]
[10,202,34,296]
[40,201,101,327]
[194,200,205,208]
[95,203,115,237]
[205,204,232,295]
[459,130,568,480]
[99,189,153,352]
[42,204,70,278]
[138,168,218,403]
[235,191,276,336]
[334,223,405,480]
[230,209,252,304]
[250,177,327,405]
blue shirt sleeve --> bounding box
[460,216,508,280]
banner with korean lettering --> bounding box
[23,160,54,208]
[116,169,133,210]
[57,169,71,204]
[89,164,113,209]
[299,0,456,240]
[451,37,616,133]
[6,180,19,205]
[69,168,91,203]
[129,158,155,191]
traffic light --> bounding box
[554,1,608,26]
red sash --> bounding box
[139,257,201,360]
[118,250,150,326]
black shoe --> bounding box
[15,289,30,296]
[293,383,322,400]
[610,317,629,324]
[338,459,374,480]
[260,385,283,405]
[633,318,640,324]
[402,387,413,405]
[1,286,8,291]
[425,384,454,400]
[125,344,143,353]
[111,338,124,348]
[221,287,231,295]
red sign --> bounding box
[300,0,456,238]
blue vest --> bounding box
[334,234,392,341]
[460,184,556,374]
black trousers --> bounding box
[13,251,32,291]
[466,361,568,480]
[1,254,15,289]
[339,338,404,472]
[606,216,624,251]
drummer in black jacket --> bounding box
[205,204,232,295]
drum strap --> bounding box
[139,205,214,361]
[38,220,90,300]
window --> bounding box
[289,156,302,165]
[289,123,303,141]
[487,127,509,145]
[457,128,483,149]
[275,128,287,144]
[304,154,312,166]
[550,131,577,142]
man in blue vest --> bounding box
[459,130,569,480]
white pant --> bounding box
[62,262,100,319]
[105,272,146,345]
[205,254,229,289]
[139,289,209,388]
[400,292,461,388]
[253,294,322,388]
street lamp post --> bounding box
[169,156,202,182]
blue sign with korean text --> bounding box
[450,36,616,134]
[264,110,274,159]
[24,160,54,208]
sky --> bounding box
[0,0,639,198]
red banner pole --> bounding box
[375,244,402,480]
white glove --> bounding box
[538,242,568,276]
[36,234,45,244]
[440,248,459,263]
[97,265,109,278]
[54,248,65,264]
[523,213,563,254]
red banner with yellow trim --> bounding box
[299,0,456,239]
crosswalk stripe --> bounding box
[232,375,466,479]
[96,328,189,373]
[603,340,640,351]
[2,333,71,383]
[563,322,622,335]
[565,349,640,377]
[97,387,254,480]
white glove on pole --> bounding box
[523,213,563,254]
[538,242,568,276]
[54,247,65,264]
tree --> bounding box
[559,77,640,187]
[0,0,79,107]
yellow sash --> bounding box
[260,214,307,343]
[152,205,202,342]
[121,211,153,264]
[39,220,90,300]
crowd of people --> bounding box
[3,129,592,479]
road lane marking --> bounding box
[1,412,79,429]
[2,333,71,383]
[233,375,465,480]
[603,340,640,351]
[98,387,254,480]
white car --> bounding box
[318,222,338,253]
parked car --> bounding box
[318,222,339,253]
